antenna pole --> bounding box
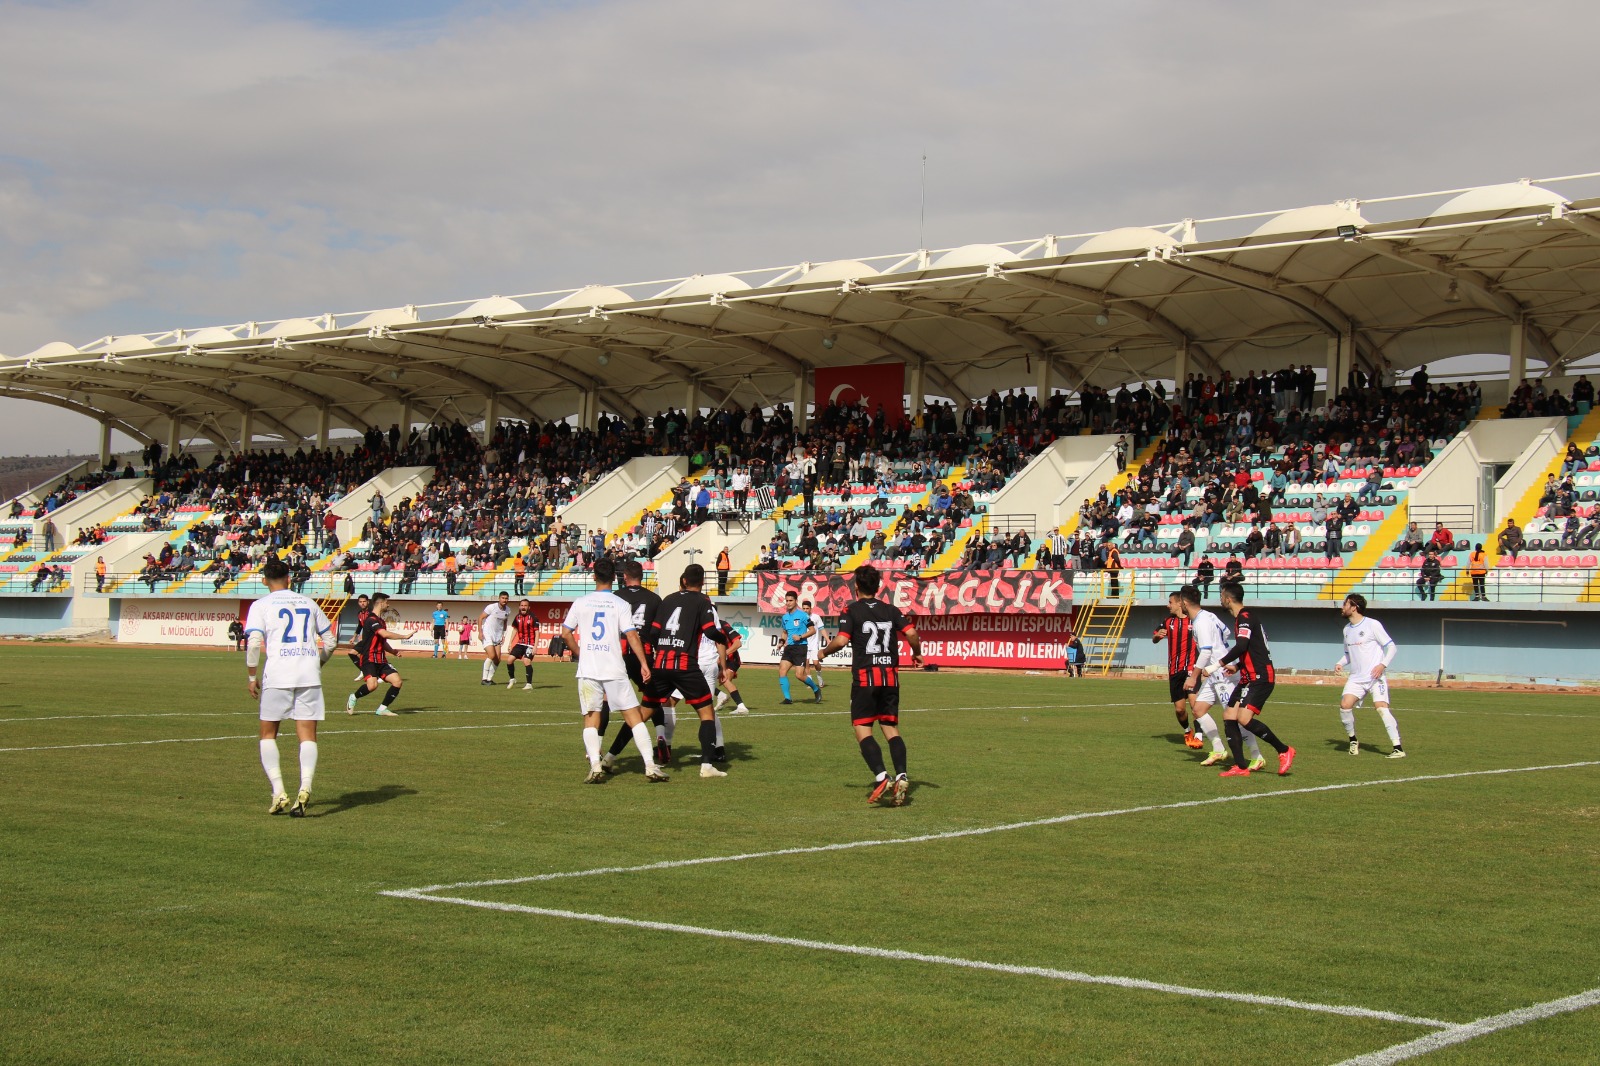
[919,153,928,249]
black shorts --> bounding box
[1229,679,1275,712]
[726,654,741,674]
[509,643,536,660]
[1169,672,1192,703]
[625,652,645,688]
[646,667,713,709]
[360,659,395,680]
[781,644,808,666]
[850,685,900,726]
[433,625,447,640]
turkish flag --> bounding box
[813,362,906,426]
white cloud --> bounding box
[1,0,1598,452]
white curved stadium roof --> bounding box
[5,173,1600,449]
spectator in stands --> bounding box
[1325,510,1345,562]
[1574,376,1595,409]
[1358,465,1383,503]
[1283,523,1302,556]
[1429,522,1454,553]
[1498,518,1525,560]
[1264,521,1283,557]
[1195,554,1215,598]
[1396,521,1425,558]
[1417,548,1443,601]
[1174,527,1195,568]
[1223,554,1243,582]
[1242,524,1265,560]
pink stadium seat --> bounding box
[1442,555,1458,567]
[1582,555,1599,567]
[1563,554,1580,567]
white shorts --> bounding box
[482,631,505,652]
[578,678,639,716]
[260,687,325,722]
[1194,671,1237,709]
[1342,676,1391,706]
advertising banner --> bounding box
[813,362,907,426]
[755,569,1072,616]
[115,601,243,646]
[372,599,574,652]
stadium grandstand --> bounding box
[5,173,1600,681]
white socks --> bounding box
[299,741,318,793]
[582,726,602,771]
[481,659,494,682]
[631,723,656,770]
[1339,706,1357,738]
[713,715,724,747]
[1195,712,1223,754]
[1242,731,1262,761]
[1377,706,1403,747]
[260,739,284,795]
[662,705,677,744]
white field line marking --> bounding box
[1273,700,1599,721]
[1331,985,1600,1065]
[387,891,1452,1031]
[399,760,1600,894]
[0,702,1149,748]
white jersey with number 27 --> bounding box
[563,591,637,682]
[243,589,332,689]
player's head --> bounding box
[498,591,509,603]
[1218,580,1244,614]
[1176,584,1201,615]
[517,599,531,615]
[784,590,798,608]
[1166,591,1182,616]
[854,565,882,598]
[593,557,616,588]
[802,599,813,611]
[357,594,370,608]
[371,592,390,608]
[621,559,644,586]
[259,557,290,589]
[681,563,705,590]
[1341,593,1367,620]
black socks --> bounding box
[1225,719,1246,769]
[1244,718,1288,753]
[888,736,907,777]
[859,736,886,776]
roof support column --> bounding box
[167,418,182,459]
[583,388,599,432]
[1339,326,1357,392]
[400,399,414,445]
[98,422,113,467]
[239,408,254,453]
[482,395,499,445]
[792,370,809,431]
[1509,319,1528,390]
[1172,346,1190,399]
[684,379,700,418]
[907,361,925,424]
[1034,356,1052,403]
[1325,336,1341,404]
[316,407,330,451]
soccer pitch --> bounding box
[3,645,1598,1065]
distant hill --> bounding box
[0,455,95,502]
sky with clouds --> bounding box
[2,0,1598,454]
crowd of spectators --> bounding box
[1502,375,1594,419]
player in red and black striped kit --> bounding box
[504,599,541,689]
[820,565,923,807]
[1217,580,1295,777]
[604,560,668,764]
[1153,591,1203,749]
[643,563,728,778]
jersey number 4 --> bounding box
[862,620,894,653]
[662,606,682,634]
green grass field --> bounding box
[3,645,1598,1065]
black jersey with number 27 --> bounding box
[840,597,913,687]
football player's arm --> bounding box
[1217,631,1246,674]
[245,630,265,697]
[1373,624,1397,677]
[820,625,850,657]
[901,621,923,668]
[559,625,580,666]
[1334,649,1348,674]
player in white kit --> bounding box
[244,558,335,817]
[478,591,511,686]
[805,599,828,692]
[1177,584,1263,769]
[1335,593,1404,757]
[560,558,667,784]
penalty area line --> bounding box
[384,890,1451,1030]
[1330,985,1600,1065]
[401,759,1600,894]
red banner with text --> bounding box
[755,569,1072,617]
[813,362,907,426]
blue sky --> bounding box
[1,0,1599,455]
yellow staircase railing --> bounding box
[1074,570,1136,676]
[1441,405,1600,601]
